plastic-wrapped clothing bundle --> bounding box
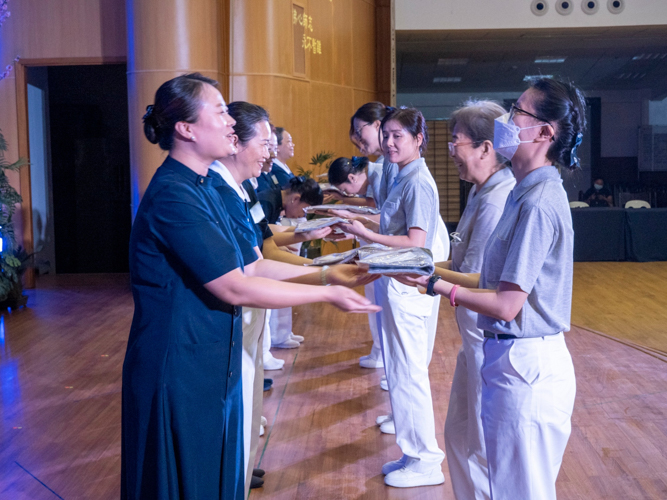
[308,248,359,266]
[304,204,380,215]
[293,217,349,233]
[356,247,435,276]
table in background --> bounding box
[625,207,667,262]
[571,207,625,261]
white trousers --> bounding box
[445,306,490,500]
[377,276,445,472]
[481,333,576,500]
[365,282,382,360]
[241,307,266,496]
[269,306,293,346]
[262,308,272,357]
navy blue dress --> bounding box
[270,162,295,189]
[242,179,273,251]
[121,156,257,500]
[255,171,281,194]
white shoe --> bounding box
[260,416,267,427]
[380,375,388,391]
[359,355,384,369]
[382,455,407,475]
[264,353,285,370]
[259,425,265,437]
[290,333,304,342]
[272,339,300,349]
[376,413,392,426]
[384,466,445,488]
[380,419,395,434]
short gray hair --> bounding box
[450,100,507,165]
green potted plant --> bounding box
[0,128,29,309]
[298,150,335,259]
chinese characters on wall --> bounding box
[293,7,322,56]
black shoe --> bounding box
[253,468,265,478]
[250,475,264,489]
[263,378,273,391]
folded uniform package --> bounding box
[293,217,349,233]
[308,248,359,266]
[355,247,435,276]
[303,204,380,215]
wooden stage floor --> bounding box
[0,265,666,499]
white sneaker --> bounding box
[359,355,384,369]
[260,416,267,427]
[384,466,445,488]
[290,333,304,342]
[380,419,395,434]
[272,339,300,349]
[376,413,392,426]
[264,353,285,370]
[259,425,265,437]
[380,375,388,391]
[382,455,407,475]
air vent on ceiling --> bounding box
[608,0,624,14]
[433,77,462,83]
[523,74,553,82]
[556,0,574,15]
[581,0,599,14]
[437,58,469,66]
[535,56,567,63]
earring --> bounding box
[191,136,196,141]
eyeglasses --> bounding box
[448,141,475,156]
[509,103,551,127]
[354,122,373,138]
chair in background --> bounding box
[569,201,589,208]
[625,200,651,209]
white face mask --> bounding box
[493,113,545,162]
[594,183,603,191]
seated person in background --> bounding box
[271,127,296,187]
[583,178,613,207]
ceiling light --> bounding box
[534,56,566,63]
[437,58,468,66]
[523,74,553,81]
[433,77,462,83]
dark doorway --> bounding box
[47,64,131,273]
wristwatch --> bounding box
[426,275,442,296]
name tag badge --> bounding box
[271,174,279,185]
[250,202,265,224]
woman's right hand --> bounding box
[326,286,382,313]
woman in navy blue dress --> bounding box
[121,73,379,500]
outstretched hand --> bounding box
[328,286,382,313]
[392,274,429,289]
[326,264,380,288]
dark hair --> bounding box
[352,102,392,125]
[450,100,507,165]
[285,176,323,206]
[143,73,218,151]
[275,127,285,145]
[328,156,369,186]
[227,101,270,145]
[529,78,587,169]
[380,106,429,154]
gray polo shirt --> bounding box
[451,167,516,274]
[377,156,398,209]
[379,157,440,252]
[478,166,573,338]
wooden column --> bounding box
[126,0,225,214]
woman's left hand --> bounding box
[323,192,344,203]
[335,219,369,238]
[326,264,380,288]
[393,274,429,288]
[296,226,333,242]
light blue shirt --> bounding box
[478,166,574,338]
[451,168,515,274]
[379,157,441,252]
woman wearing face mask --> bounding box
[270,127,296,188]
[338,107,447,488]
[443,100,516,500]
[399,78,586,500]
[123,74,380,500]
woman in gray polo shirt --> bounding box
[444,100,515,500]
[402,78,586,500]
[340,107,447,488]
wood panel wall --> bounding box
[424,120,462,224]
[228,0,383,176]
